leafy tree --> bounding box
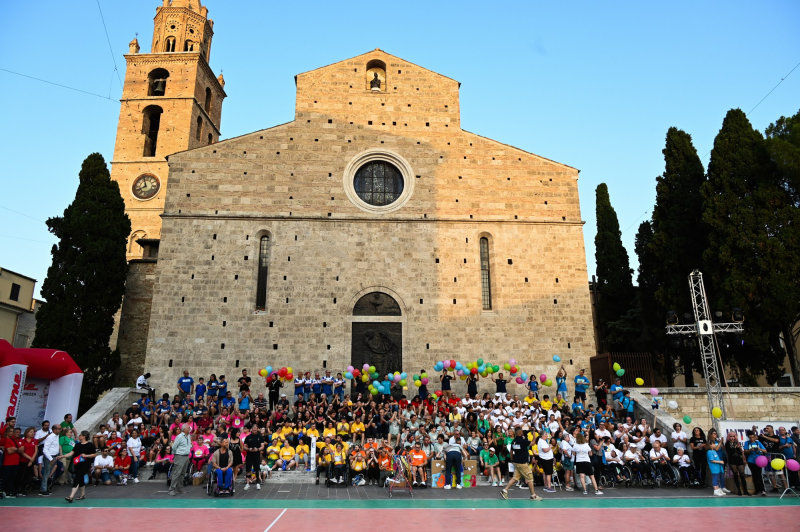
[702,109,797,384]
[32,153,131,413]
[594,183,637,351]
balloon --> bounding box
[477,359,484,366]
[435,390,443,397]
[413,374,419,381]
[278,367,287,377]
[544,379,553,387]
[373,381,380,388]
[493,365,500,373]
[616,369,625,376]
[371,372,379,380]
[649,388,659,396]
[455,363,462,371]
[363,364,370,370]
[470,368,478,374]
[456,370,464,376]
[771,458,786,470]
[755,455,769,468]
[667,401,678,410]
[635,378,644,386]
[515,377,524,384]
[414,380,421,387]
[442,360,450,369]
[509,358,516,366]
[286,374,293,380]
[421,373,428,379]
[612,363,621,371]
[347,365,354,373]
[286,367,293,375]
[460,375,467,380]
[786,459,800,472]
[450,360,456,369]
[540,374,547,383]
[400,372,407,379]
[370,388,379,395]
[345,372,352,380]
[403,386,408,391]
[711,407,722,419]
[259,369,267,377]
[510,366,518,374]
[553,355,561,362]
[394,375,401,383]
[487,366,494,374]
[266,366,273,374]
[521,372,528,380]
[682,415,692,424]
[421,378,429,385]
[361,375,368,382]
[504,363,511,371]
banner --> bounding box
[719,419,800,443]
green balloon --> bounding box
[493,365,500,373]
[616,368,625,376]
[544,379,553,387]
[683,415,692,424]
[477,358,484,366]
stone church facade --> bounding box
[115,1,597,396]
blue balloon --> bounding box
[553,355,561,363]
[373,380,380,388]
[400,372,407,379]
[455,362,463,371]
[266,366,273,374]
[521,372,528,380]
[345,372,353,379]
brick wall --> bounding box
[116,260,158,385]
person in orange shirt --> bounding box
[409,441,428,487]
[378,447,394,487]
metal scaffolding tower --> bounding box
[665,270,743,430]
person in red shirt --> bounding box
[2,427,21,497]
[15,427,38,496]
[113,448,132,485]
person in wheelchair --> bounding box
[315,446,332,485]
[331,442,348,485]
[672,447,701,486]
[209,437,234,494]
[409,442,428,487]
[623,442,650,483]
[649,440,675,485]
[603,438,627,483]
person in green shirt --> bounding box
[57,427,76,485]
[60,414,74,431]
[480,447,501,486]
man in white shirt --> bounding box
[595,421,612,440]
[92,448,115,485]
[649,428,668,447]
[671,423,688,452]
[649,440,675,484]
[40,425,61,496]
[136,372,155,401]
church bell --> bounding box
[153,79,166,96]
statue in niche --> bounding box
[353,292,401,316]
[370,72,382,90]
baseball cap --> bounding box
[281,394,286,397]
[489,447,496,452]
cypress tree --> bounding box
[594,183,636,351]
[648,128,707,386]
[702,109,793,384]
[32,153,131,413]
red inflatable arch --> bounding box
[0,339,83,434]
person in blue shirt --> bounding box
[618,391,636,418]
[217,375,228,398]
[573,368,589,401]
[195,377,207,402]
[221,391,236,410]
[156,399,171,425]
[706,435,725,496]
[321,371,334,399]
[743,430,767,495]
[141,403,154,425]
[239,390,251,414]
[609,378,625,417]
[207,374,219,399]
[334,373,345,402]
[570,395,584,418]
[177,370,194,399]
[556,366,568,400]
[778,426,799,488]
[311,373,322,399]
[303,373,313,402]
[527,375,539,399]
[294,375,306,402]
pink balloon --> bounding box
[442,360,450,369]
[540,374,547,383]
[363,364,370,370]
[394,374,401,382]
[786,459,800,472]
[347,365,354,373]
[649,388,659,396]
[515,377,524,384]
[456,369,464,376]
[509,358,516,366]
[421,378,429,385]
[755,455,769,468]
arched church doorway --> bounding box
[350,291,402,398]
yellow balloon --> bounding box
[635,378,644,386]
[771,458,786,470]
[711,407,722,419]
[361,374,368,382]
[612,363,621,371]
[286,367,293,374]
[403,386,408,391]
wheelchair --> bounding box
[598,462,628,488]
[625,460,656,487]
[324,462,349,487]
[206,467,235,497]
[650,459,677,488]
[166,461,192,488]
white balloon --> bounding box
[667,400,678,410]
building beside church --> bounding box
[115,0,597,395]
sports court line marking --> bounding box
[264,508,287,532]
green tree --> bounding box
[594,183,637,351]
[647,128,707,386]
[702,109,797,384]
[32,153,131,413]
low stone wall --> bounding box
[649,387,800,430]
[75,388,142,435]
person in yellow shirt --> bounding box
[524,391,537,406]
[276,440,296,471]
[280,423,295,442]
[323,422,337,441]
[350,417,366,446]
[296,441,311,471]
[332,442,347,484]
[305,425,320,442]
[266,441,281,470]
[336,420,350,441]
[541,395,553,411]
[335,436,349,454]
[351,453,367,484]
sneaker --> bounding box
[492,481,498,487]
[306,467,311,472]
[243,484,250,491]
[122,478,127,485]
[358,479,366,486]
[444,485,451,490]
[565,486,574,491]
[169,490,176,496]
[500,489,508,499]
[530,494,543,501]
[17,492,27,497]
[722,488,730,493]
[133,478,139,484]
[583,490,588,495]
[6,494,16,498]
[714,489,725,496]
[543,488,556,493]
[518,484,528,490]
[456,484,463,489]
[256,483,261,490]
[412,481,418,487]
[595,490,603,495]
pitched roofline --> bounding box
[167,121,295,160]
[460,129,580,174]
[294,48,461,88]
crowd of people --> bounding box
[1,366,798,503]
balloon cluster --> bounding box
[434,359,468,379]
[259,365,293,381]
[612,362,625,377]
[412,372,430,388]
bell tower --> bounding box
[111,0,226,259]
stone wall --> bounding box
[653,387,800,429]
[75,388,142,436]
[116,260,157,385]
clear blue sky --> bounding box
[1,1,798,299]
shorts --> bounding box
[576,391,586,401]
[98,470,111,482]
[511,463,533,482]
[539,458,554,475]
[562,458,574,470]
[575,462,594,476]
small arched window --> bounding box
[142,105,163,157]
[480,237,492,310]
[195,116,202,141]
[184,40,195,52]
[165,37,176,52]
[147,68,169,96]
[204,87,212,113]
[256,235,270,310]
[207,133,213,145]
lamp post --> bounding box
[665,270,744,430]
